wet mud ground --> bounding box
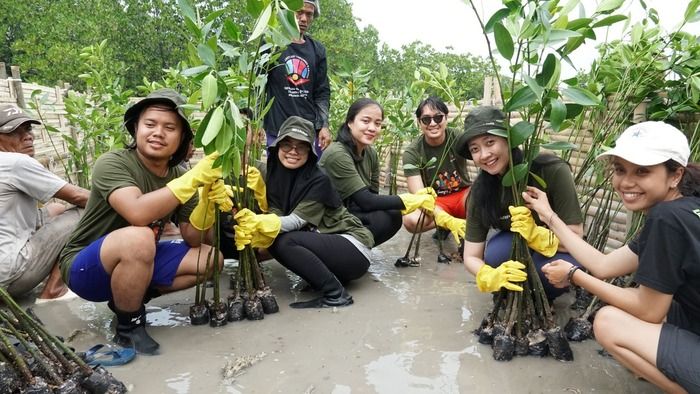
[28,228,658,393]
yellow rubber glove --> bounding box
[246,166,268,212]
[233,208,281,250]
[434,210,466,243]
[234,224,252,250]
[416,187,437,198]
[475,260,527,292]
[509,206,559,257]
[399,192,436,215]
[167,152,222,203]
[189,180,234,230]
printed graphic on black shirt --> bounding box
[285,55,310,86]
[433,170,463,196]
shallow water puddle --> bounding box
[364,344,481,393]
[146,305,189,327]
[165,372,192,393]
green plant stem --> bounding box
[0,325,33,384]
[0,310,62,386]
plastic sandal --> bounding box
[82,344,136,367]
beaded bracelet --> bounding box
[567,266,580,286]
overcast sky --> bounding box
[350,0,699,75]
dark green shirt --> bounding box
[466,156,583,243]
[59,149,197,282]
[318,141,379,199]
[402,128,469,196]
[271,199,374,248]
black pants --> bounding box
[268,231,370,290]
[352,209,402,247]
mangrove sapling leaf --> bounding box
[485,8,511,33]
[567,18,593,31]
[181,65,209,77]
[277,8,300,40]
[215,122,233,154]
[510,121,536,148]
[197,44,217,67]
[528,171,547,190]
[505,86,537,111]
[501,163,529,187]
[494,22,514,60]
[523,75,543,101]
[246,0,265,18]
[202,106,225,145]
[248,4,273,43]
[539,141,578,151]
[548,98,567,132]
[562,86,601,106]
[222,20,241,42]
[177,0,196,23]
[596,0,625,14]
[201,73,218,109]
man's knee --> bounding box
[109,227,158,263]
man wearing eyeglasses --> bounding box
[0,104,88,301]
[402,97,471,245]
[263,0,331,157]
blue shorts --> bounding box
[484,231,581,300]
[68,235,190,302]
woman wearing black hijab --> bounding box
[234,116,374,308]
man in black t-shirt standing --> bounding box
[264,0,331,157]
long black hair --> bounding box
[336,98,384,161]
[665,161,700,197]
[470,147,524,228]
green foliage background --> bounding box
[0,0,490,98]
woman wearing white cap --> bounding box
[523,121,700,393]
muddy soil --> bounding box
[27,229,657,393]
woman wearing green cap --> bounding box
[234,116,374,308]
[529,122,700,393]
[456,106,583,300]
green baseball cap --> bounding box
[456,106,507,159]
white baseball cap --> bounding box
[596,121,690,167]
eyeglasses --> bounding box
[278,140,310,154]
[419,114,445,126]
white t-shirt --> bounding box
[0,152,66,285]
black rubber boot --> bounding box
[111,303,159,355]
[289,276,353,309]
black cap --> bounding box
[456,106,507,159]
[0,105,40,134]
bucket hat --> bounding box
[124,88,193,166]
[456,106,507,159]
